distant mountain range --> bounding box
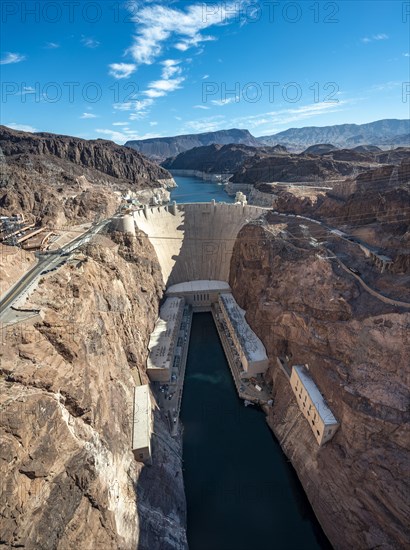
[126,129,259,161]
[125,119,410,160]
[259,119,410,150]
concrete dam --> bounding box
[133,202,267,286]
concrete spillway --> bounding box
[133,202,267,286]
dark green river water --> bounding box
[180,313,332,550]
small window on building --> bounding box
[312,420,315,426]
[316,430,320,436]
[139,453,144,459]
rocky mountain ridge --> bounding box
[259,119,410,150]
[126,119,409,160]
[0,126,174,227]
[125,128,261,161]
[162,143,286,174]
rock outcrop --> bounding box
[0,126,171,185]
[162,143,289,175]
[0,126,174,227]
[0,244,36,295]
[229,151,372,184]
[229,221,409,550]
[0,231,187,549]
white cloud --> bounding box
[361,33,388,43]
[80,112,98,119]
[95,128,161,144]
[202,74,210,79]
[149,121,158,126]
[182,115,226,133]
[146,77,184,93]
[0,52,26,65]
[112,122,129,126]
[125,1,248,68]
[210,96,239,106]
[81,37,100,48]
[161,59,182,79]
[6,123,37,132]
[193,104,210,109]
[109,62,137,79]
[113,98,154,112]
[144,88,167,98]
[230,101,351,133]
[45,42,60,49]
[404,53,410,57]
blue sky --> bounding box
[1,0,409,143]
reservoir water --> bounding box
[170,174,235,204]
[181,313,332,550]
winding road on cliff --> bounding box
[0,219,112,320]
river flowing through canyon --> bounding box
[180,313,332,550]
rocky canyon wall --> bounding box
[229,222,409,550]
[0,231,187,549]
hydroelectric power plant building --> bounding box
[147,297,185,382]
[132,385,152,463]
[290,365,339,446]
[218,293,269,376]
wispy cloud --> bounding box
[6,123,37,132]
[161,59,182,79]
[109,63,137,79]
[404,52,410,57]
[95,128,161,144]
[361,33,388,43]
[1,52,26,65]
[124,1,248,68]
[112,122,129,126]
[210,96,239,106]
[181,115,226,133]
[81,37,100,49]
[202,74,210,80]
[193,104,210,110]
[369,81,402,92]
[44,42,60,49]
[144,77,185,98]
[230,101,350,133]
[80,112,98,119]
[109,2,249,118]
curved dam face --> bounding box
[133,203,267,286]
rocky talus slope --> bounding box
[229,221,409,550]
[0,231,187,549]
[0,126,174,227]
[0,244,36,295]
